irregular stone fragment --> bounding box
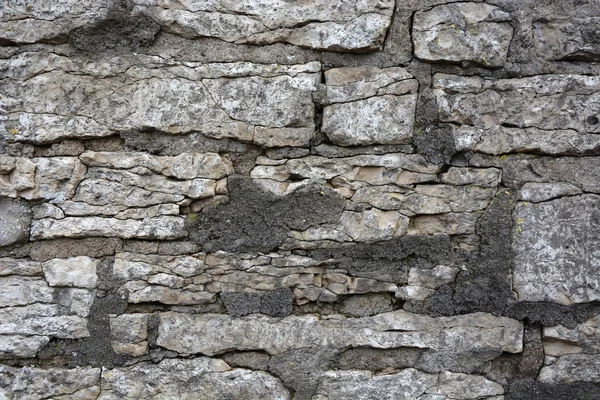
[413,3,513,67]
[157,310,523,355]
[0,364,101,399]
[0,335,50,359]
[520,182,582,203]
[0,158,36,197]
[513,195,600,305]
[407,212,480,236]
[30,216,187,240]
[0,198,32,247]
[0,0,112,44]
[19,157,86,202]
[134,0,394,52]
[0,304,90,339]
[539,354,600,384]
[322,94,417,146]
[42,256,99,289]
[534,18,600,61]
[544,313,600,354]
[110,313,149,357]
[98,358,290,399]
[32,203,65,219]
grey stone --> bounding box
[0,364,101,399]
[30,216,187,240]
[109,313,149,356]
[134,0,394,52]
[513,195,600,305]
[0,198,31,247]
[157,310,523,356]
[435,74,600,135]
[322,94,417,146]
[520,182,582,203]
[98,358,290,399]
[42,256,99,289]
[538,353,600,384]
[0,335,50,359]
[534,18,600,61]
[1,55,320,145]
[413,3,513,67]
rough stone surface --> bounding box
[513,195,600,305]
[0,198,31,247]
[1,0,600,396]
[413,3,514,67]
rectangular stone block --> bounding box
[157,310,523,356]
[512,195,600,305]
[1,54,319,147]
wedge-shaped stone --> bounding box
[0,0,112,44]
[534,18,600,61]
[413,3,513,67]
[0,198,32,247]
[30,216,187,240]
[134,0,394,52]
[435,74,600,134]
[513,195,600,305]
[0,364,101,399]
[157,310,523,355]
[98,358,290,399]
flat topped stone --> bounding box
[513,195,600,305]
[135,0,394,52]
[413,2,513,67]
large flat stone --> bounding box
[1,55,319,146]
[512,195,600,305]
[98,358,290,399]
[134,0,394,52]
[30,216,187,240]
[157,310,523,356]
[435,74,600,155]
[413,3,513,67]
[314,369,503,400]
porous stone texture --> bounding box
[1,0,599,398]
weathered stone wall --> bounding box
[1,0,599,398]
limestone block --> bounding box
[134,0,394,52]
[156,310,523,355]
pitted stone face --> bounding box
[0,198,31,247]
[513,195,600,305]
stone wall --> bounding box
[1,0,599,399]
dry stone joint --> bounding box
[1,0,600,399]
